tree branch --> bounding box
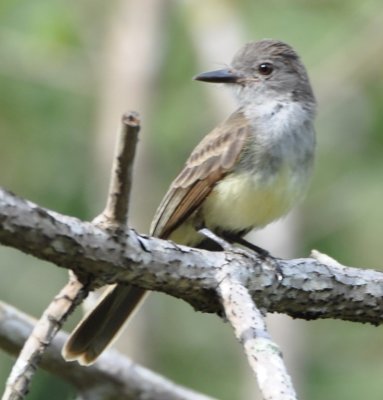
[0,301,217,400]
[217,266,297,400]
[1,186,383,325]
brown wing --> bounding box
[150,110,250,239]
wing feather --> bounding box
[150,110,250,239]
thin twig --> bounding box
[216,264,297,400]
[1,112,140,400]
[98,111,140,226]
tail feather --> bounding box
[62,285,147,365]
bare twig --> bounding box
[1,112,140,400]
[217,263,297,400]
[0,301,217,400]
[97,111,140,226]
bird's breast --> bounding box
[202,162,310,232]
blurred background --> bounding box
[1,0,383,399]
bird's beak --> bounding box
[193,68,240,84]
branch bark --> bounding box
[1,186,383,325]
[217,266,297,400]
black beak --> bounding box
[193,68,240,83]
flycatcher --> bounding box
[63,39,317,365]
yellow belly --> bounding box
[203,167,304,230]
[169,166,309,247]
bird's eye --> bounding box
[258,62,273,75]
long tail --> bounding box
[62,285,147,365]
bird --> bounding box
[62,39,316,365]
